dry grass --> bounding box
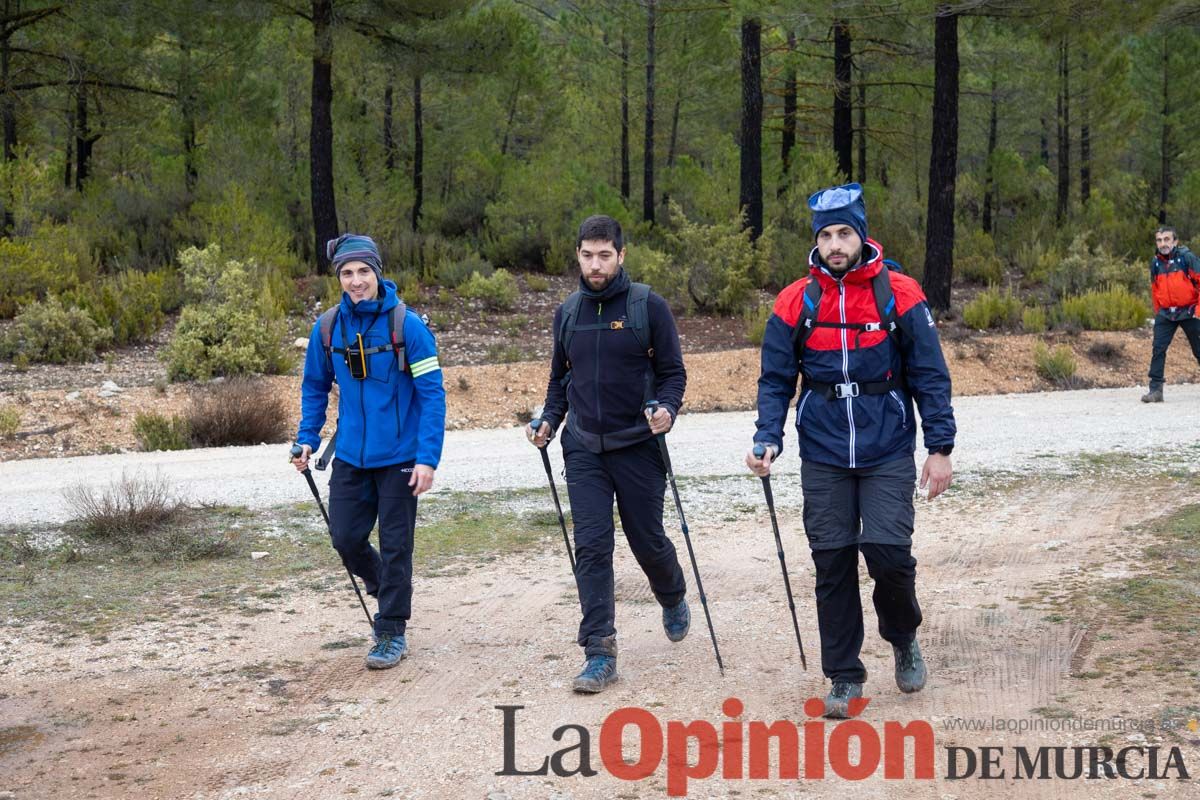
[186,377,290,447]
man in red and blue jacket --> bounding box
[1142,225,1200,402]
[746,183,955,718]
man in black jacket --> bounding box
[528,214,689,693]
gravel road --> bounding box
[3,384,1198,525]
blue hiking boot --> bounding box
[893,639,928,693]
[572,635,618,693]
[572,655,617,693]
[823,680,864,719]
[365,633,407,670]
[662,598,690,642]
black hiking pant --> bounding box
[1148,314,1200,391]
[561,427,687,657]
[328,459,417,638]
[801,456,923,683]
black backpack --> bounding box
[557,282,655,399]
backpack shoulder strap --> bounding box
[872,265,898,334]
[627,282,653,356]
[559,291,583,363]
[791,277,823,363]
[387,301,408,372]
[318,307,339,363]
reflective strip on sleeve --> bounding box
[410,355,440,377]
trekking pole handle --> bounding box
[753,443,766,459]
[289,443,303,460]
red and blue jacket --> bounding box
[753,240,955,469]
[1150,246,1200,321]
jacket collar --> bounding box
[807,239,884,288]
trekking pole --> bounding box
[529,418,576,573]
[753,443,808,671]
[646,401,725,676]
[289,444,373,626]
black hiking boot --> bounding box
[662,598,690,642]
[823,680,864,719]
[1141,388,1164,403]
[893,639,928,693]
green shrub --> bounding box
[459,268,519,310]
[526,273,550,292]
[1033,234,1141,299]
[437,254,494,288]
[164,246,291,381]
[0,404,19,438]
[1055,285,1148,331]
[396,270,422,302]
[0,296,113,363]
[133,412,191,451]
[653,202,770,314]
[743,304,772,345]
[956,229,1004,285]
[384,228,471,283]
[1034,342,1078,385]
[1022,306,1048,333]
[962,286,1022,330]
[62,269,178,346]
[0,235,82,318]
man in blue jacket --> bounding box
[746,184,956,717]
[528,215,690,693]
[292,234,446,670]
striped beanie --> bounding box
[326,234,383,280]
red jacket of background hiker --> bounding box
[1150,245,1200,320]
[753,239,956,469]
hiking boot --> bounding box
[1141,388,1164,403]
[662,598,690,642]
[823,681,864,719]
[365,633,407,670]
[572,655,618,693]
[893,639,928,693]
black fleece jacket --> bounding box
[541,269,686,453]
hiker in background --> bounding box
[746,183,956,718]
[1142,225,1200,402]
[292,234,446,670]
[527,214,690,693]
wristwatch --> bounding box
[928,445,953,456]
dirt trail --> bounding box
[3,477,1197,799]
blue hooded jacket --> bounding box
[297,280,446,469]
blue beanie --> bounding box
[326,233,384,280]
[808,183,868,244]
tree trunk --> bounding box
[1159,34,1170,223]
[412,72,423,231]
[1055,35,1070,224]
[982,67,997,236]
[74,81,93,191]
[180,41,198,196]
[739,16,762,240]
[1040,116,1049,166]
[383,83,395,171]
[63,104,72,189]
[500,77,520,157]
[620,28,630,200]
[1,31,15,162]
[856,76,866,184]
[833,19,852,180]
[922,7,958,313]
[642,0,655,224]
[665,32,685,173]
[309,0,338,273]
[779,30,796,196]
